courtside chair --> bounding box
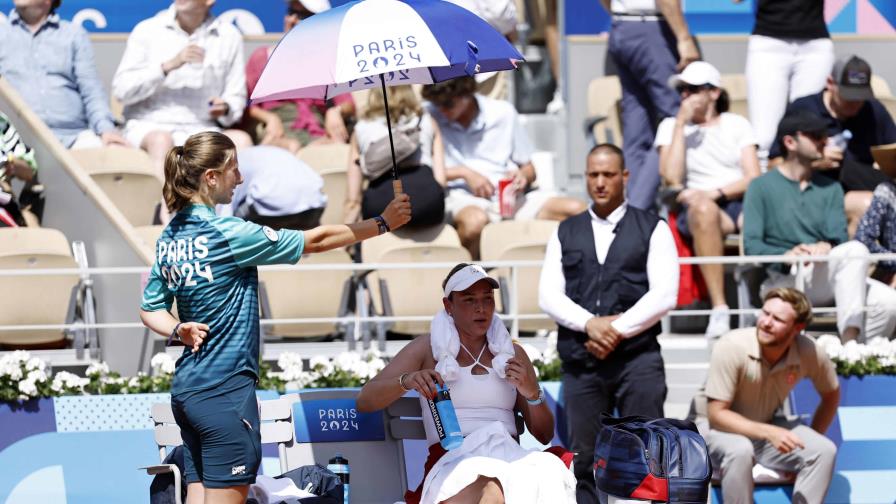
[584,76,623,148]
[0,227,95,352]
[69,146,162,227]
[258,248,354,340]
[360,224,469,342]
[143,398,295,504]
[480,220,558,334]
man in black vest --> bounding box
[539,143,679,503]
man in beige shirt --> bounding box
[692,287,840,504]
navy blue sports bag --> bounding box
[594,415,712,504]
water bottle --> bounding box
[426,383,464,450]
[327,453,350,504]
[828,129,852,151]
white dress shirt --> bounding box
[538,203,679,338]
[112,5,246,128]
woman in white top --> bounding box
[345,85,447,228]
[655,61,761,339]
[357,263,576,504]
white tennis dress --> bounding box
[418,344,576,504]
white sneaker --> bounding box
[546,89,565,114]
[705,305,731,339]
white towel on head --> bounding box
[430,309,515,382]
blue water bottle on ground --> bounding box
[427,383,464,450]
[327,453,349,504]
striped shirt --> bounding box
[0,112,37,175]
[141,204,304,395]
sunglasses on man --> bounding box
[676,83,715,95]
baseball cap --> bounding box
[668,61,721,89]
[776,109,828,141]
[288,0,331,14]
[831,55,874,101]
[443,264,499,297]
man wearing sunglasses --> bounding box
[743,110,896,343]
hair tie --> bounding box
[174,146,185,157]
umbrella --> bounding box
[250,0,524,192]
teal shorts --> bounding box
[171,372,261,488]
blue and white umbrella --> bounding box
[251,0,524,102]
[251,0,523,184]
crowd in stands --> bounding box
[1,0,895,345]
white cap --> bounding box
[668,61,721,89]
[443,264,499,297]
[293,0,331,13]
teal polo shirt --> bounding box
[141,204,304,395]
[743,168,848,272]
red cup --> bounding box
[498,178,516,219]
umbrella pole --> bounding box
[379,74,403,194]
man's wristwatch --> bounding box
[373,215,391,235]
[526,386,545,406]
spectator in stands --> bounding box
[357,263,577,504]
[0,112,43,226]
[422,76,585,258]
[0,0,128,149]
[345,85,446,229]
[220,145,327,230]
[855,173,896,289]
[655,61,760,339]
[243,0,354,154]
[770,55,896,237]
[112,0,252,177]
[744,110,896,342]
[692,287,839,504]
[538,144,678,503]
[742,0,833,164]
[446,0,518,39]
[599,0,699,210]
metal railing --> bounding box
[1,252,894,351]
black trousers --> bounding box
[562,349,667,504]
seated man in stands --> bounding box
[0,0,128,148]
[112,0,252,176]
[744,110,896,341]
[422,77,585,258]
[770,55,896,237]
[691,287,840,504]
[243,0,354,154]
[357,263,576,504]
[655,61,760,339]
[219,145,327,230]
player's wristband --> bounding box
[526,386,545,406]
[374,215,391,235]
[167,322,184,346]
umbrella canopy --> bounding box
[250,0,523,102]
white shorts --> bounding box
[123,119,220,149]
[444,187,556,223]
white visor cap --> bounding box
[443,264,500,297]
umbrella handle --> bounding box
[392,179,403,195]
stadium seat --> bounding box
[319,167,348,226]
[296,143,351,174]
[259,248,354,340]
[871,74,893,98]
[362,224,470,337]
[480,220,558,333]
[719,73,747,101]
[0,227,81,347]
[142,398,295,504]
[584,76,623,147]
[134,224,165,259]
[70,146,162,227]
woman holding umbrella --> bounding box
[139,131,410,504]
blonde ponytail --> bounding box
[162,132,236,213]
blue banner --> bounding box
[292,398,385,443]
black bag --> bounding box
[595,415,712,504]
[278,464,343,504]
[361,115,423,180]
